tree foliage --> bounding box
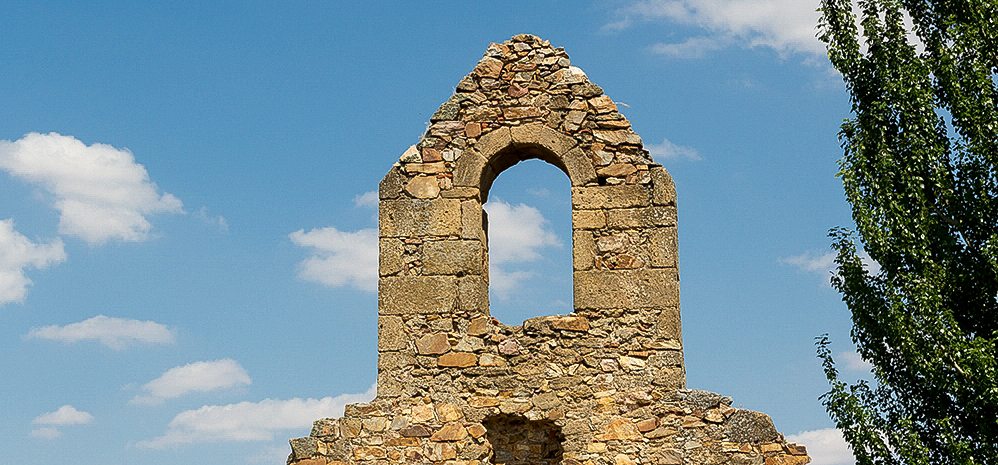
[817,0,998,463]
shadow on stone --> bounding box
[483,414,564,465]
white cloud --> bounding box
[194,206,228,232]
[647,137,703,161]
[608,0,826,57]
[137,385,377,448]
[131,359,252,405]
[31,405,93,440]
[353,190,379,208]
[782,250,881,286]
[0,132,183,245]
[30,427,61,439]
[649,36,727,58]
[782,251,837,274]
[787,428,855,465]
[485,200,560,264]
[33,405,93,426]
[483,199,561,299]
[26,315,175,350]
[840,350,873,372]
[0,219,66,305]
[290,227,378,292]
[489,268,534,298]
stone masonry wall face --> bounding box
[287,34,810,465]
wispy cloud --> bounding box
[32,405,93,439]
[484,199,561,299]
[0,219,65,305]
[781,249,880,287]
[290,227,378,292]
[26,315,175,350]
[0,133,183,245]
[839,350,873,372]
[787,428,855,465]
[650,36,728,58]
[353,191,378,208]
[606,0,826,58]
[131,359,251,405]
[137,385,376,448]
[194,206,228,232]
[30,427,62,439]
[647,137,702,161]
[33,405,94,425]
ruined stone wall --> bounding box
[287,34,810,465]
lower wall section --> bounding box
[286,389,810,465]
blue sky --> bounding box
[1,1,867,464]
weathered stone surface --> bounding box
[431,422,469,442]
[378,238,404,277]
[598,418,643,441]
[422,240,482,276]
[606,205,677,229]
[574,268,679,309]
[549,316,590,332]
[572,209,606,229]
[404,175,440,199]
[415,333,450,355]
[572,184,651,209]
[378,316,407,351]
[725,411,779,443]
[649,227,679,268]
[436,352,477,367]
[378,276,457,314]
[288,34,808,465]
[379,198,461,237]
[573,230,596,271]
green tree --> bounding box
[816,0,998,463]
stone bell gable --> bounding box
[287,34,810,465]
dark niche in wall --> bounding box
[484,414,565,465]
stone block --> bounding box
[437,352,477,368]
[460,201,484,240]
[561,146,598,186]
[606,206,677,229]
[453,151,489,188]
[650,166,677,206]
[416,333,451,355]
[378,239,404,276]
[379,275,458,314]
[725,411,779,443]
[574,269,679,309]
[471,126,512,160]
[655,306,683,340]
[651,366,686,389]
[648,227,678,268]
[509,123,577,156]
[572,209,606,229]
[380,198,461,237]
[405,175,441,199]
[572,230,596,271]
[378,315,408,351]
[422,240,483,276]
[572,184,650,209]
[457,275,488,313]
[440,186,480,200]
[379,166,405,200]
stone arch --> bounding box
[289,35,811,465]
[373,34,685,398]
[453,123,596,200]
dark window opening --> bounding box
[484,414,564,465]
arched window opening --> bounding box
[483,158,572,326]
